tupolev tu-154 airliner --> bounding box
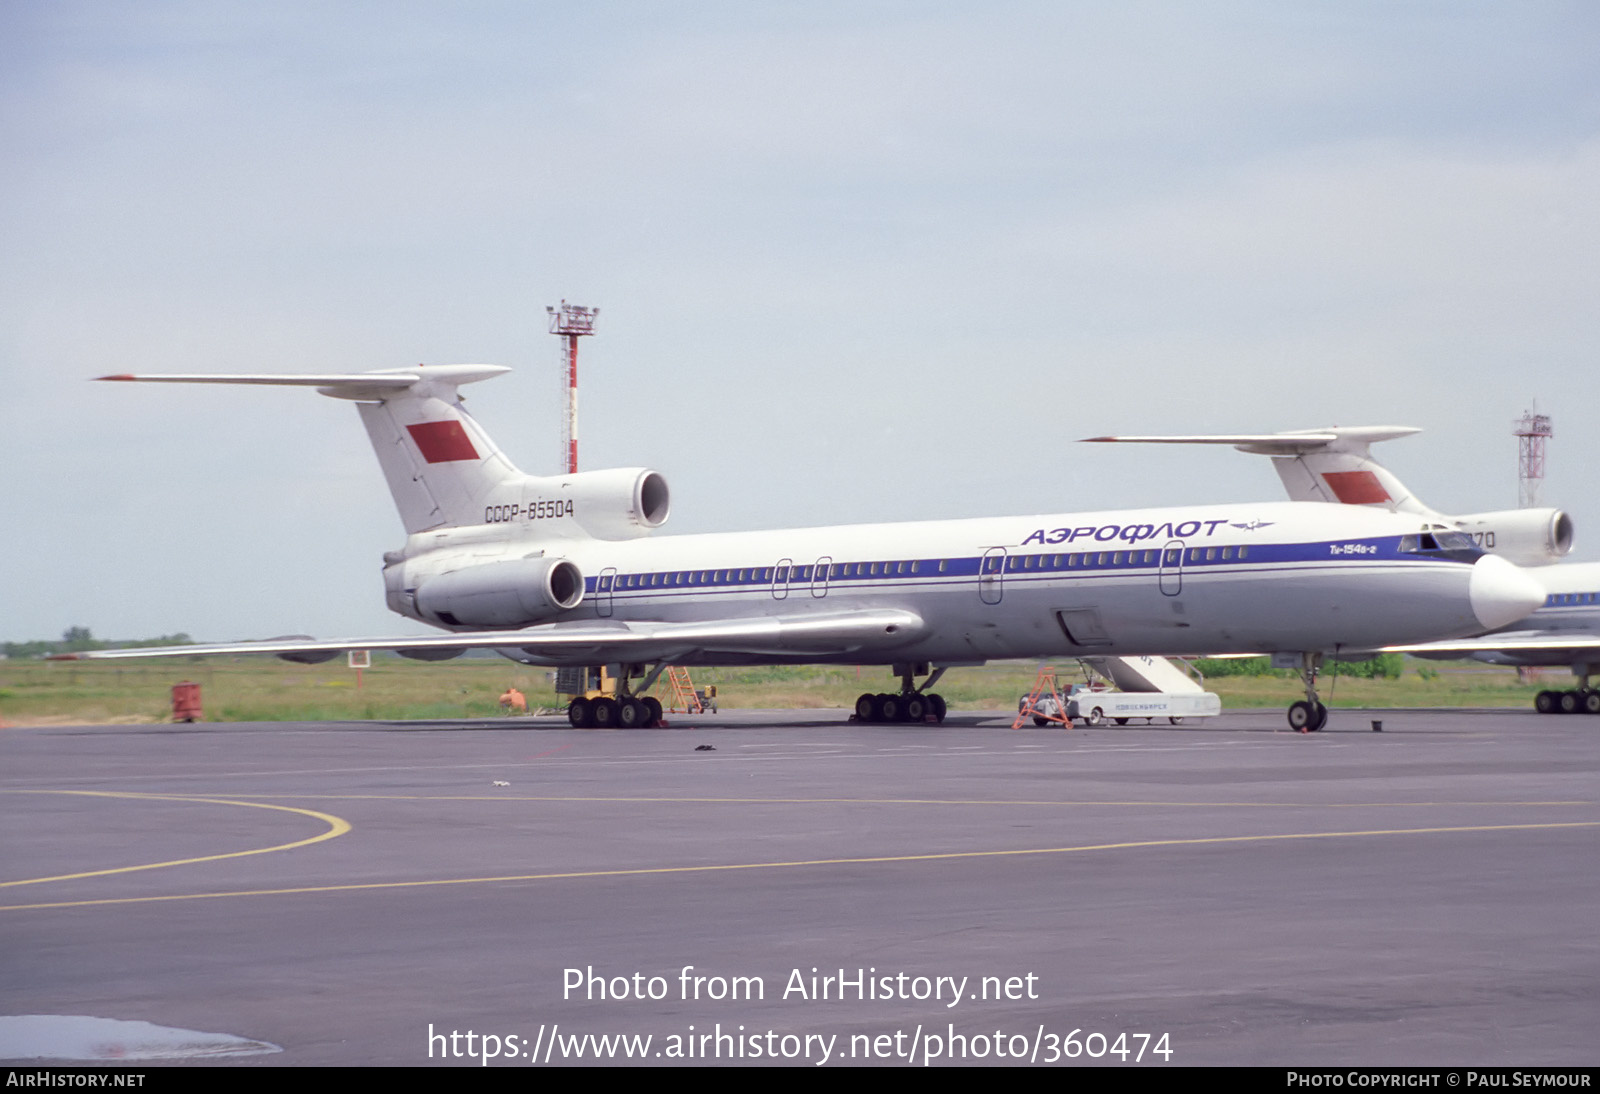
[60,364,1546,732]
[1085,424,1600,715]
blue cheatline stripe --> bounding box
[1540,593,1600,607]
[580,536,1470,595]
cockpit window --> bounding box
[1400,531,1484,563]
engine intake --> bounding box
[415,556,584,628]
[1451,508,1574,567]
[550,468,670,539]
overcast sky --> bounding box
[4,2,1598,643]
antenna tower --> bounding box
[1513,405,1552,509]
[547,300,598,474]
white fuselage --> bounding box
[1519,562,1600,631]
[392,500,1516,667]
[1431,560,1600,669]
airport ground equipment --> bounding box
[1064,686,1222,726]
[665,667,716,714]
[1013,665,1072,728]
[1017,658,1222,726]
[171,681,202,723]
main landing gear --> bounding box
[567,663,667,729]
[1534,689,1600,715]
[1286,652,1329,733]
[1534,668,1600,714]
[853,664,949,725]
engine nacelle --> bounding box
[539,468,670,540]
[1451,508,1574,566]
[414,556,585,628]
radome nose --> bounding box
[1469,554,1547,630]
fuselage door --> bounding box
[1057,608,1113,647]
[811,556,832,599]
[772,558,792,600]
[596,566,617,618]
[980,547,1006,605]
[1158,539,1185,597]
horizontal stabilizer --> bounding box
[1083,432,1337,449]
[1082,426,1421,456]
[97,364,510,402]
[99,365,521,533]
[1084,426,1428,514]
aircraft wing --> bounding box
[47,610,929,666]
[1382,631,1600,659]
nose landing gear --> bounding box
[1287,653,1329,732]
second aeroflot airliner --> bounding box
[66,364,1546,732]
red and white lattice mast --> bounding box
[1513,405,1552,509]
[547,300,598,474]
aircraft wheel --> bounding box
[592,698,620,728]
[1312,702,1328,731]
[879,693,902,722]
[1535,690,1559,714]
[1559,690,1581,714]
[1032,716,1048,727]
[1169,717,1184,725]
[1114,717,1129,726]
[1584,691,1600,715]
[644,697,664,725]
[929,694,947,724]
[1086,707,1106,727]
[903,694,928,722]
[1287,700,1316,732]
[618,698,648,728]
[567,697,593,728]
[855,693,876,722]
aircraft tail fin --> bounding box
[1084,426,1576,566]
[99,365,525,534]
[1082,427,1435,515]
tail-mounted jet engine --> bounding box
[1450,509,1574,567]
[414,556,585,628]
[546,468,671,540]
